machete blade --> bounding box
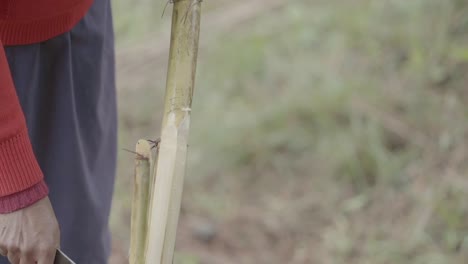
[54,249,76,264]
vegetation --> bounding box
[112,0,468,263]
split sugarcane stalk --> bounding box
[129,140,154,264]
[145,0,202,263]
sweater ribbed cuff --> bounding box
[0,129,44,196]
[0,180,48,213]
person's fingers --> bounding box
[7,247,20,264]
[19,246,36,264]
[36,248,55,264]
[19,254,34,264]
[0,246,7,256]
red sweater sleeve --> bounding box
[0,40,48,211]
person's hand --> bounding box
[0,197,60,264]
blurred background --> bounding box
[109,0,468,263]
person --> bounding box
[0,0,117,263]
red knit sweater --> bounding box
[0,0,93,213]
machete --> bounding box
[54,249,75,264]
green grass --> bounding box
[113,0,468,263]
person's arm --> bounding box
[0,40,46,204]
[0,40,59,264]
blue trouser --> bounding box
[1,0,117,263]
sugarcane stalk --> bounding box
[145,0,202,263]
[129,140,153,264]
